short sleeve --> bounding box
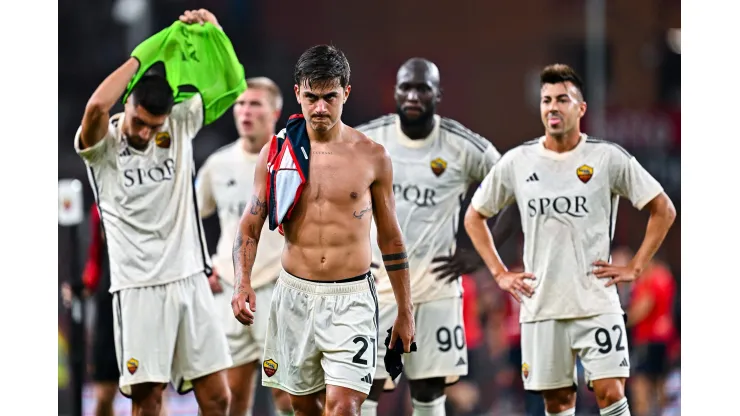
[470,150,516,218]
[74,124,114,166]
[170,94,205,139]
[609,147,663,210]
[195,158,217,218]
[465,142,502,183]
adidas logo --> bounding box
[119,148,132,158]
[360,373,373,384]
[619,358,629,368]
[456,357,467,366]
[525,173,539,182]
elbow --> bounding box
[85,99,107,119]
[659,193,677,227]
[376,228,404,253]
[665,199,677,226]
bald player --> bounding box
[357,58,508,416]
[196,77,294,416]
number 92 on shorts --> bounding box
[520,313,630,391]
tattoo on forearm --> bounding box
[232,231,258,290]
[385,262,409,272]
[248,196,268,219]
[382,252,408,261]
[353,204,372,219]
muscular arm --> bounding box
[465,205,509,281]
[629,193,676,276]
[80,58,140,149]
[371,148,412,315]
[232,144,270,293]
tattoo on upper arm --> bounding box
[248,195,268,219]
[353,204,372,219]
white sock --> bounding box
[600,397,631,416]
[546,408,576,416]
[360,399,378,416]
[411,395,446,416]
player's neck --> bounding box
[544,130,582,153]
[400,118,435,140]
[240,135,270,155]
[308,121,344,143]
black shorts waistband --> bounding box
[291,271,371,284]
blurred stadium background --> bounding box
[58,0,681,415]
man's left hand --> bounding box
[431,249,485,283]
[593,260,640,287]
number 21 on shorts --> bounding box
[352,336,376,367]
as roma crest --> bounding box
[155,132,171,149]
[576,164,594,184]
[430,157,448,177]
[263,359,278,377]
[126,358,139,375]
[521,362,529,380]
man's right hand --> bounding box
[207,268,223,294]
[389,309,415,353]
[231,285,257,326]
[495,270,536,303]
[179,9,222,30]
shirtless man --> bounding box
[231,44,415,416]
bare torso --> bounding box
[281,126,378,281]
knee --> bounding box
[594,379,625,406]
[409,378,446,403]
[542,386,576,413]
[131,383,165,414]
[202,388,231,412]
[324,395,362,416]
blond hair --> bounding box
[245,76,283,110]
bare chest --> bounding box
[302,150,374,206]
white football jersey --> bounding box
[358,114,501,304]
[471,134,664,322]
[75,95,211,292]
[196,140,284,288]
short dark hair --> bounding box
[294,45,351,89]
[130,75,175,116]
[540,64,585,99]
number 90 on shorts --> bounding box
[374,296,469,386]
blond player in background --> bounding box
[196,77,294,416]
